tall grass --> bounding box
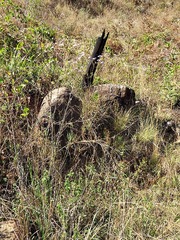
[0,0,180,239]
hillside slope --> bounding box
[0,0,179,239]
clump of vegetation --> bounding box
[0,0,179,239]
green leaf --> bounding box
[20,107,29,118]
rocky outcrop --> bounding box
[36,30,136,145]
[32,31,136,175]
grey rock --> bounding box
[37,87,82,146]
[86,84,136,138]
[90,84,136,108]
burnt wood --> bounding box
[82,29,109,90]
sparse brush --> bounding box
[1,0,180,239]
[134,119,158,143]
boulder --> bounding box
[90,84,136,108]
[87,84,136,137]
[37,87,82,146]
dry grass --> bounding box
[0,0,180,239]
